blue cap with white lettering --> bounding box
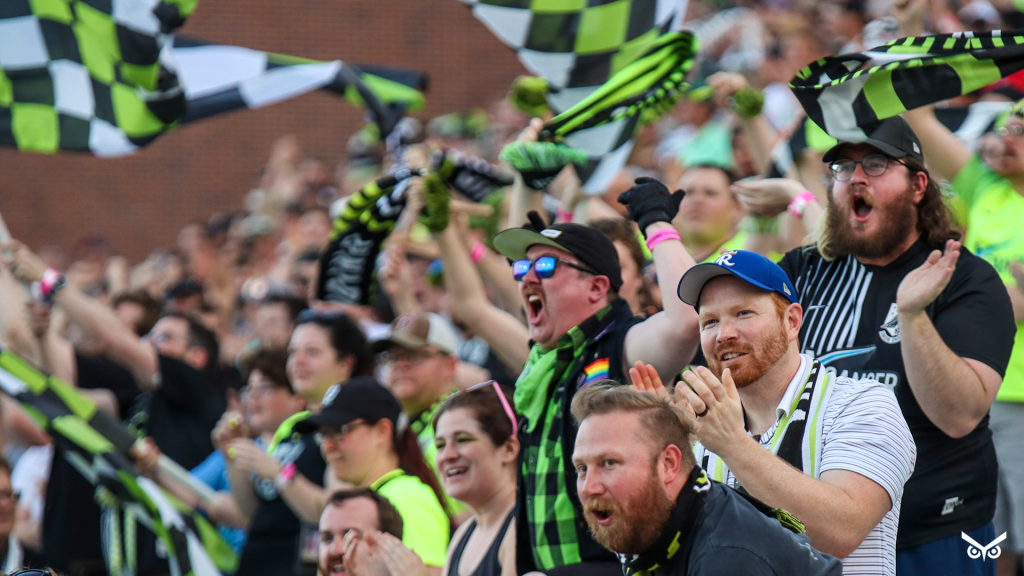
[677,250,798,307]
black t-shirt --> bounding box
[129,355,226,470]
[42,353,141,575]
[779,240,1015,549]
[236,432,327,576]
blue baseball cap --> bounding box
[677,250,798,307]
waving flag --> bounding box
[171,37,427,140]
[0,0,193,155]
[0,347,234,576]
[0,0,427,156]
[459,0,688,194]
[790,30,1024,142]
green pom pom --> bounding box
[510,76,550,116]
[731,86,765,119]
[421,172,451,234]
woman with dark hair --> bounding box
[295,378,450,574]
[287,311,375,411]
[224,312,375,576]
[433,382,519,576]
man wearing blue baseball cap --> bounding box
[643,249,916,576]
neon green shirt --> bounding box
[371,468,450,566]
[951,155,1024,402]
[698,230,749,263]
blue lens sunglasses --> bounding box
[512,256,598,281]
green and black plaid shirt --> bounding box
[514,300,640,571]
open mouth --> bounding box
[445,467,468,479]
[526,294,545,325]
[852,193,873,222]
[327,558,345,576]
[720,351,747,364]
[588,508,614,526]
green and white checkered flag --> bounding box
[0,0,428,155]
[0,347,235,576]
[459,0,688,193]
[790,29,1024,142]
[0,0,194,154]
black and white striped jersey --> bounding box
[778,238,1014,549]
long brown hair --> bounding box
[377,417,451,519]
[815,158,960,261]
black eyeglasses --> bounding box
[829,154,905,181]
[314,420,368,444]
[512,256,597,281]
[12,570,53,576]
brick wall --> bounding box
[0,0,524,261]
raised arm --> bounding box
[436,225,530,371]
[618,179,700,376]
[897,241,1004,437]
[4,240,160,387]
[902,106,972,183]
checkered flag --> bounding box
[0,0,192,155]
[790,29,1024,142]
[171,37,427,139]
[0,0,428,156]
[460,0,687,194]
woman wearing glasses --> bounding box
[227,312,374,576]
[294,378,451,575]
[433,382,519,576]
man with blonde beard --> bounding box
[666,249,916,576]
[570,383,841,576]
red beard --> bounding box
[706,319,789,388]
[582,464,675,555]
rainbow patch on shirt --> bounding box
[582,358,610,385]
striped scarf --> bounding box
[701,360,834,483]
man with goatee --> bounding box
[570,383,842,576]
[667,249,916,576]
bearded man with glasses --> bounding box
[774,115,1015,576]
[491,175,702,575]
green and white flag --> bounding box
[0,0,427,156]
[790,29,1024,142]
[0,347,235,576]
[459,0,688,193]
[0,0,194,154]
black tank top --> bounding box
[446,510,516,576]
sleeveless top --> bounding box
[446,510,516,576]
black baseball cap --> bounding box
[822,116,924,165]
[293,377,401,433]
[492,211,623,291]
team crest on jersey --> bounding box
[879,303,901,344]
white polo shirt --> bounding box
[694,354,916,576]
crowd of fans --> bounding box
[3,0,1024,575]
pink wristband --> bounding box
[274,462,297,492]
[556,208,574,223]
[469,241,486,265]
[645,228,681,252]
[787,191,816,218]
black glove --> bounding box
[617,177,685,233]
